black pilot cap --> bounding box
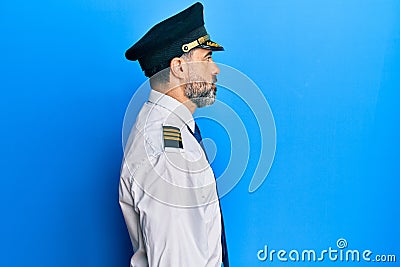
[125,2,224,77]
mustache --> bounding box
[187,73,217,84]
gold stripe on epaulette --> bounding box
[163,128,180,134]
[163,125,183,149]
[164,136,182,141]
[163,132,181,137]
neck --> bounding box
[157,85,197,114]
[151,77,197,114]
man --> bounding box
[119,2,229,266]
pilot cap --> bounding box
[125,2,224,77]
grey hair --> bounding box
[150,49,196,85]
[180,49,195,61]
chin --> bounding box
[194,96,216,108]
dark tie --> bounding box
[192,123,205,151]
[188,123,229,267]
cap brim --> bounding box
[198,39,224,51]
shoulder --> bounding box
[123,99,209,174]
[133,101,198,153]
[123,102,187,168]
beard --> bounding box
[184,71,216,108]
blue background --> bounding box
[1,0,399,266]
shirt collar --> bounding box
[148,89,195,132]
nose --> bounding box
[211,61,220,75]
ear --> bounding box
[170,57,188,79]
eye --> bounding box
[206,56,212,62]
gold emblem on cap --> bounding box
[182,34,210,52]
[206,41,221,47]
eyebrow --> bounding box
[203,51,213,58]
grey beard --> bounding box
[184,73,216,108]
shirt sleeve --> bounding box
[128,149,222,267]
[119,160,149,267]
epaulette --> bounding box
[163,126,183,149]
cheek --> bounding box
[201,64,212,77]
[191,62,210,79]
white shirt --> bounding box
[119,89,222,267]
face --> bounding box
[183,48,220,108]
